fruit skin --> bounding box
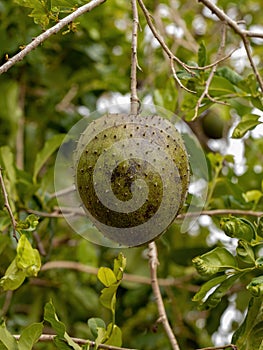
[201,109,225,140]
[75,113,190,247]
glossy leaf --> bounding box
[113,253,126,281]
[44,301,82,350]
[232,114,262,138]
[247,276,263,297]
[97,267,117,287]
[14,0,51,27]
[192,274,228,302]
[236,240,255,265]
[0,321,18,350]
[198,41,207,67]
[192,247,237,277]
[16,234,41,277]
[201,273,243,310]
[104,323,122,347]
[99,285,117,311]
[209,76,237,96]
[18,323,43,350]
[232,297,263,350]
[243,190,263,204]
[16,215,39,233]
[220,217,256,242]
[88,318,106,338]
[0,259,26,291]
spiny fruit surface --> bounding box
[75,113,190,246]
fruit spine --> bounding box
[74,113,190,247]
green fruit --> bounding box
[201,110,225,139]
[75,113,190,247]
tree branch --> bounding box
[197,345,237,350]
[130,0,141,114]
[0,0,107,75]
[148,242,181,350]
[137,0,196,93]
[41,260,198,291]
[177,208,263,219]
[0,168,18,241]
[198,0,263,91]
[13,334,137,349]
[26,205,263,220]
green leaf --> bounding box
[198,41,206,67]
[201,273,243,310]
[192,274,228,302]
[243,190,263,204]
[16,215,39,233]
[216,67,242,85]
[14,0,51,28]
[95,328,107,349]
[0,259,26,291]
[99,285,118,311]
[192,247,237,277]
[232,114,262,138]
[220,217,256,242]
[97,267,117,287]
[236,240,255,265]
[44,301,66,338]
[209,76,237,96]
[44,301,82,350]
[256,257,263,269]
[113,253,126,281]
[257,216,263,238]
[0,320,18,350]
[247,276,263,297]
[33,134,65,183]
[88,318,106,338]
[104,324,122,347]
[18,323,43,350]
[232,297,263,350]
[16,234,41,277]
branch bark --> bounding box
[41,260,198,290]
[13,334,137,349]
[0,0,107,75]
[0,168,17,241]
[130,0,140,114]
[198,0,263,91]
[148,242,181,350]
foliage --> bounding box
[0,0,263,349]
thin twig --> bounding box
[197,345,238,350]
[33,231,47,256]
[0,291,13,317]
[170,58,196,93]
[130,0,140,114]
[137,0,196,93]
[0,0,107,75]
[193,22,228,119]
[41,260,198,291]
[198,0,263,92]
[13,334,137,349]
[191,48,237,71]
[49,185,76,199]
[0,168,18,241]
[148,242,181,350]
[26,206,263,219]
[177,208,263,219]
